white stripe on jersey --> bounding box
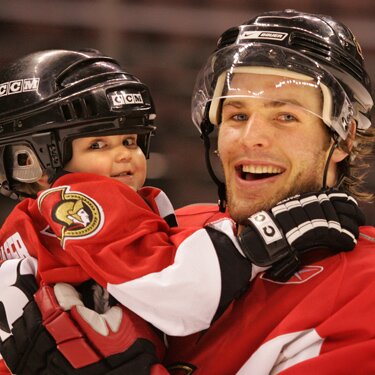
[237,328,323,374]
[107,227,222,336]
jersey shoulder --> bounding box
[359,225,375,241]
[176,203,229,227]
[354,226,375,262]
[340,226,375,282]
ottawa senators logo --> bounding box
[38,186,104,248]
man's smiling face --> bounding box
[217,72,333,224]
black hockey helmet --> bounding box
[0,49,156,197]
[192,9,373,140]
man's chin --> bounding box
[227,188,303,222]
[228,182,322,223]
[228,200,272,225]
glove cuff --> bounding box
[238,211,292,267]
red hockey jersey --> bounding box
[165,204,375,374]
[0,173,252,339]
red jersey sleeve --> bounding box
[0,359,10,375]
[37,173,193,287]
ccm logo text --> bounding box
[0,78,40,97]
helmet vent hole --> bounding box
[83,95,98,117]
[72,99,84,119]
[291,34,330,58]
[61,103,73,121]
[291,34,363,82]
[217,27,239,49]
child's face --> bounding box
[64,134,147,191]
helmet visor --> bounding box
[192,44,354,140]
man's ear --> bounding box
[332,120,357,163]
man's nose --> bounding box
[240,113,272,148]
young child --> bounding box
[0,49,255,373]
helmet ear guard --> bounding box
[9,145,43,183]
[0,146,30,199]
[335,120,357,155]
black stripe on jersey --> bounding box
[163,213,178,228]
[205,226,251,322]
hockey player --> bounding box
[164,9,375,374]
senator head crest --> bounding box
[38,185,104,247]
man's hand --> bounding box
[0,267,167,374]
[238,189,365,281]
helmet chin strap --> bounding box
[47,167,67,185]
[322,138,345,189]
[201,121,227,212]
[0,180,38,200]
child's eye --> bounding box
[123,137,137,147]
[90,140,106,150]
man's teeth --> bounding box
[242,165,282,174]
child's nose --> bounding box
[115,146,132,162]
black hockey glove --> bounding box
[0,260,167,375]
[238,188,365,282]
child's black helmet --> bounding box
[0,49,156,197]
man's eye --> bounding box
[232,113,248,121]
[277,113,298,122]
[90,141,106,149]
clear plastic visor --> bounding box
[211,68,329,129]
[192,44,354,140]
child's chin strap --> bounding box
[0,181,36,200]
[47,167,69,185]
[1,168,70,201]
